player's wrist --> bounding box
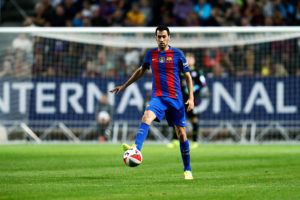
[122,84,128,89]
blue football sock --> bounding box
[135,122,149,151]
[180,140,191,171]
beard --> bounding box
[159,43,166,49]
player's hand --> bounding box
[185,98,194,112]
[110,85,125,94]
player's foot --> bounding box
[190,142,198,149]
[167,142,175,148]
[122,143,136,152]
[167,139,179,148]
[184,170,194,180]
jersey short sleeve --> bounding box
[178,50,191,73]
[142,50,151,70]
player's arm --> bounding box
[110,66,147,94]
[184,72,194,112]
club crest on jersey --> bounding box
[166,57,173,62]
[159,57,165,63]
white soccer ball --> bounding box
[123,148,143,167]
[98,111,110,121]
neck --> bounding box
[159,45,169,52]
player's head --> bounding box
[155,25,170,36]
[186,52,196,69]
[155,25,170,50]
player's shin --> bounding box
[180,140,191,171]
[135,122,149,151]
[192,122,198,142]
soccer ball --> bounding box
[98,111,110,121]
[123,148,142,167]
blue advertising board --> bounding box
[0,77,299,122]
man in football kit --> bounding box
[110,25,194,180]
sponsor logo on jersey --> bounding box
[183,62,189,68]
[159,57,165,63]
[166,57,173,62]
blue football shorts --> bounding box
[145,96,186,127]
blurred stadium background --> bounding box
[0,0,299,144]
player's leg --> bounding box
[190,115,199,149]
[134,110,157,151]
[122,110,156,152]
[174,125,193,180]
[164,97,193,179]
[123,97,166,152]
[191,116,198,142]
[174,126,190,169]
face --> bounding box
[101,95,108,103]
[186,54,195,67]
[155,30,170,50]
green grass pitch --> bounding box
[0,144,300,200]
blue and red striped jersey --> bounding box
[142,46,191,100]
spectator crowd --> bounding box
[1,34,300,79]
[1,0,300,79]
[23,0,300,27]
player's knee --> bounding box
[176,127,187,142]
[141,111,155,125]
[177,133,185,141]
[191,117,198,123]
[141,116,150,124]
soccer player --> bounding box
[110,25,194,180]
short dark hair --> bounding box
[155,25,170,36]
